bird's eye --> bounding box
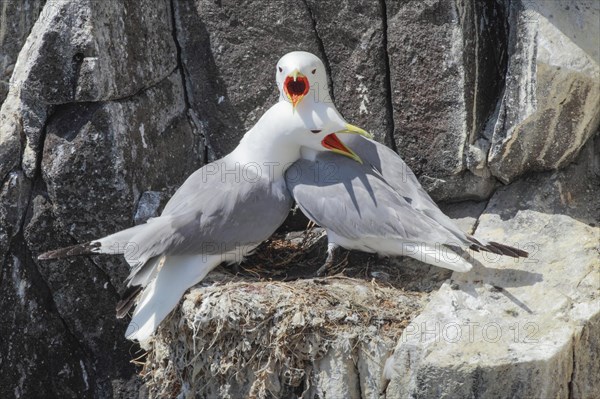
[311,68,316,75]
[310,129,322,134]
[278,66,283,73]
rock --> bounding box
[384,134,600,398]
[0,1,202,397]
[134,191,164,225]
[439,200,488,234]
[488,0,600,183]
[0,245,96,398]
[40,71,199,242]
[173,0,320,156]
[12,0,176,104]
[0,0,44,105]
[385,0,507,200]
[9,70,200,397]
[143,276,425,398]
[305,0,393,145]
[420,171,499,203]
[0,0,178,178]
[0,96,27,180]
[20,195,136,398]
[0,171,32,240]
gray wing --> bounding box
[126,156,292,266]
[340,136,469,240]
[285,151,470,246]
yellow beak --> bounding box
[322,124,373,164]
[338,123,374,139]
[283,70,309,111]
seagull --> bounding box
[38,98,370,341]
[277,51,528,274]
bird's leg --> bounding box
[315,243,341,276]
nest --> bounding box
[138,229,451,398]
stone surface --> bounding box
[0,0,178,179]
[0,0,45,105]
[385,0,507,200]
[1,0,600,397]
[134,191,164,225]
[143,275,426,399]
[0,0,201,397]
[40,71,198,243]
[384,134,600,398]
[11,0,176,104]
[488,0,600,183]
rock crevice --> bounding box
[0,1,598,398]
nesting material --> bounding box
[148,278,422,398]
[139,230,442,398]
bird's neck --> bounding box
[229,129,300,181]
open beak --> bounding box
[321,124,373,164]
[284,69,310,110]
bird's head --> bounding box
[268,102,371,164]
[302,123,371,164]
[276,51,329,110]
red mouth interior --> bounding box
[284,75,310,105]
[321,133,347,153]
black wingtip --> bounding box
[37,242,100,260]
[489,241,529,258]
[468,237,529,259]
[116,285,142,319]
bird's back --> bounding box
[286,143,471,249]
[128,156,293,263]
[340,136,470,242]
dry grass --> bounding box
[139,228,451,398]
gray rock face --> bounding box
[385,134,600,399]
[488,0,600,183]
[41,71,197,242]
[386,1,501,173]
[173,0,320,156]
[385,0,600,200]
[0,0,201,397]
[385,0,507,200]
[1,0,599,397]
[0,0,45,104]
[134,191,164,225]
[12,0,176,104]
[143,274,427,399]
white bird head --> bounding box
[276,51,330,109]
[253,101,370,164]
[272,51,373,163]
[243,101,371,163]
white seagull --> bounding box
[38,98,370,341]
[277,51,528,274]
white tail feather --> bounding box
[93,218,170,266]
[327,232,473,273]
[406,245,472,272]
[125,254,223,342]
[92,224,149,255]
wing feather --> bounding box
[286,150,470,247]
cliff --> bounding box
[0,0,598,398]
